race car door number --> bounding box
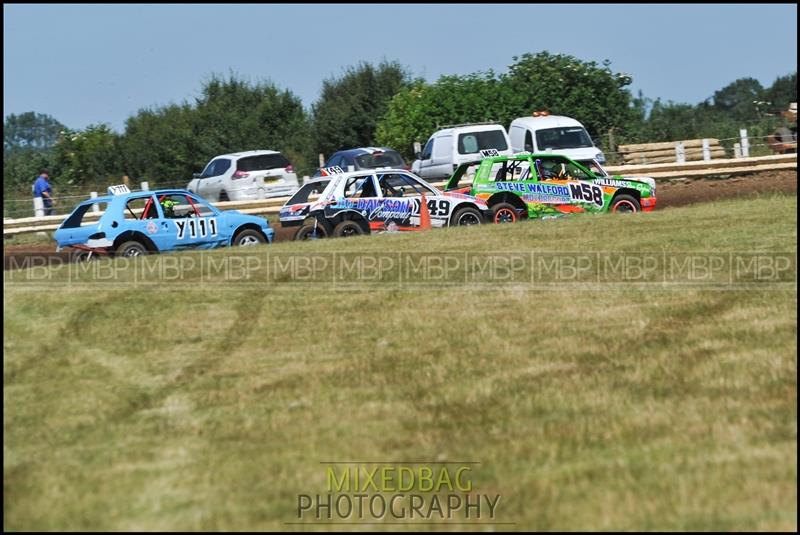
[175,217,218,239]
[427,198,451,217]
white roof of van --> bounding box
[434,124,506,136]
[511,115,585,129]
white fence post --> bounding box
[318,153,325,167]
[702,138,711,161]
[90,191,100,212]
[33,196,44,217]
[675,142,686,163]
[740,129,750,158]
[141,181,149,191]
[734,143,742,158]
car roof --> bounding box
[510,115,584,129]
[212,149,281,159]
[300,177,332,185]
[333,147,398,158]
[434,124,507,136]
[319,168,427,183]
[86,188,198,204]
[483,153,578,162]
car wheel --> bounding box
[333,220,365,238]
[610,194,641,213]
[295,222,328,241]
[452,206,483,226]
[117,240,148,257]
[490,202,519,224]
[233,229,266,247]
[219,190,229,202]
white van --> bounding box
[412,124,512,180]
[509,113,605,166]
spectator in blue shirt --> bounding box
[33,169,56,215]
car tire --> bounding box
[116,240,148,257]
[490,202,519,224]
[219,190,229,202]
[610,194,641,213]
[451,206,483,226]
[333,220,365,238]
[295,222,328,241]
[233,229,266,247]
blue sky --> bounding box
[3,3,797,132]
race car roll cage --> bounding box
[135,193,204,220]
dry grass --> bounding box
[4,194,797,530]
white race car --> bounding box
[279,167,490,240]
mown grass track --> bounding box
[4,194,797,530]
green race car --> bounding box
[444,152,657,223]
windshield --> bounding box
[286,180,330,204]
[535,127,594,150]
[445,161,482,190]
[457,130,508,154]
[354,151,405,168]
[583,160,609,177]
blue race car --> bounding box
[313,147,408,177]
[54,186,274,258]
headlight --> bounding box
[595,152,606,164]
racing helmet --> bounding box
[160,197,178,217]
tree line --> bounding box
[4,52,796,196]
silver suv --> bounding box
[187,150,299,202]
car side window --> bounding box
[157,194,197,218]
[564,161,592,180]
[343,175,377,198]
[201,158,231,178]
[421,139,434,160]
[378,173,435,197]
[124,196,158,220]
[187,195,215,217]
[460,134,479,154]
[534,158,592,181]
[488,160,531,182]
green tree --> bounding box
[4,112,66,152]
[194,74,313,174]
[3,148,53,195]
[52,124,124,185]
[763,72,797,112]
[503,52,634,137]
[121,102,199,183]
[3,112,65,194]
[376,52,635,160]
[712,77,765,121]
[121,74,313,182]
[312,60,410,158]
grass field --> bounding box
[4,194,797,531]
